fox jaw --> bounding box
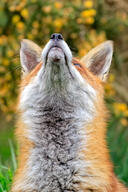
[14,34,114,192]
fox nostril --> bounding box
[50,33,63,40]
[58,34,63,40]
[50,34,55,39]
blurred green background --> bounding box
[0,0,128,191]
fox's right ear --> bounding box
[20,39,42,74]
[80,41,113,81]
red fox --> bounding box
[11,33,127,192]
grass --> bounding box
[0,140,16,192]
[0,116,128,191]
[0,166,13,192]
[107,116,128,186]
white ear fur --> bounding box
[20,39,42,74]
[80,41,113,81]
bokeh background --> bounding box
[0,0,128,191]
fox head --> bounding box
[19,33,113,125]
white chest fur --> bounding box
[19,66,96,192]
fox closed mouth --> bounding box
[45,45,66,64]
[41,34,72,67]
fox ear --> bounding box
[80,41,113,81]
[20,39,42,74]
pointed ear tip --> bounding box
[21,39,27,43]
[106,40,113,46]
[105,40,114,51]
[21,38,31,45]
[20,39,29,49]
[20,39,38,51]
[20,39,42,52]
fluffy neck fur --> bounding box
[12,70,126,192]
[12,63,101,192]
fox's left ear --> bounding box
[20,39,42,74]
[80,41,113,81]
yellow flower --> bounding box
[42,16,52,24]
[81,9,96,18]
[73,0,81,6]
[105,83,115,97]
[108,73,115,83]
[12,15,20,24]
[0,66,6,72]
[2,58,9,66]
[15,2,26,11]
[76,18,83,24]
[5,73,12,81]
[70,33,77,39]
[85,17,94,24]
[121,13,127,20]
[32,28,38,35]
[1,105,8,112]
[124,110,128,117]
[120,118,128,126]
[53,19,63,29]
[21,8,29,19]
[7,50,14,57]
[9,6,16,12]
[42,6,52,13]
[18,35,24,40]
[54,2,63,9]
[113,103,128,114]
[84,1,93,8]
[32,21,39,28]
[63,7,73,16]
[96,32,106,44]
[104,83,111,91]
[27,33,34,40]
[89,9,96,16]
[0,37,3,45]
[79,49,86,57]
[16,22,25,31]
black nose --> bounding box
[50,33,63,41]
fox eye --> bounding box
[74,63,81,67]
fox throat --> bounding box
[19,82,94,191]
[17,58,96,191]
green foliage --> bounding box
[108,116,128,186]
[0,140,16,192]
[0,166,13,192]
